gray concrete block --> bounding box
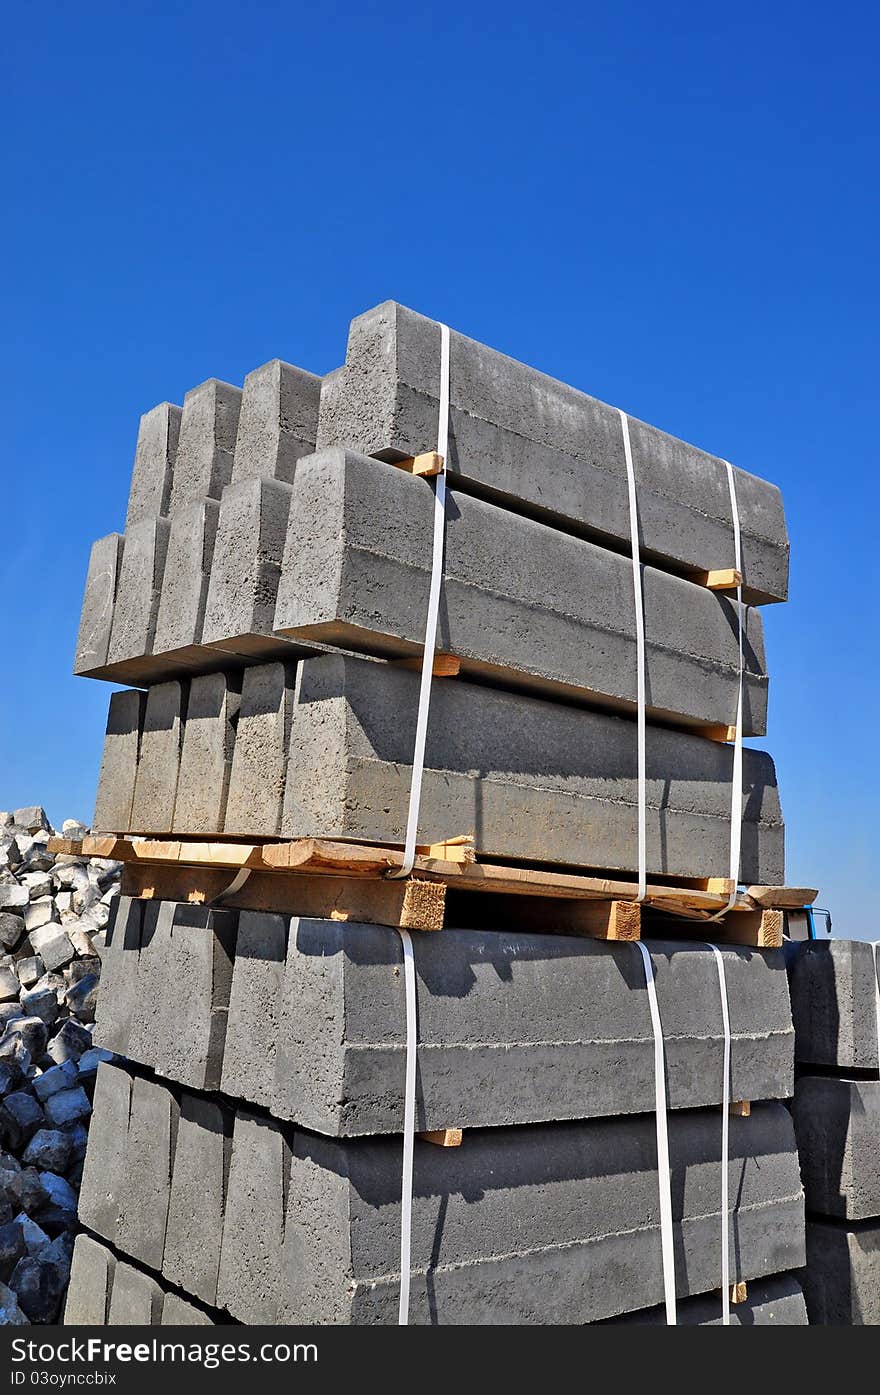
[63,1234,116,1325]
[220,911,288,1110]
[93,896,143,1057]
[116,1073,179,1272]
[93,690,147,833]
[173,672,241,833]
[129,680,187,833]
[281,654,785,883]
[317,302,789,605]
[161,1292,216,1325]
[106,515,171,665]
[793,1076,880,1221]
[74,533,123,676]
[164,1094,232,1306]
[803,1219,880,1324]
[151,497,222,664]
[77,1062,132,1244]
[168,379,242,514]
[107,1260,164,1325]
[224,662,295,836]
[152,905,238,1090]
[66,1236,216,1326]
[275,447,769,734]
[216,1110,289,1324]
[231,359,321,487]
[272,925,794,1135]
[608,1273,808,1325]
[125,402,181,529]
[201,477,295,660]
[125,901,173,1070]
[280,1102,803,1324]
[786,938,880,1070]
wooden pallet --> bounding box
[49,835,816,949]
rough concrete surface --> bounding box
[163,1094,232,1305]
[802,1219,880,1325]
[786,938,880,1070]
[220,910,288,1110]
[793,1076,880,1221]
[92,690,147,833]
[271,923,794,1135]
[224,662,295,836]
[65,1235,216,1325]
[231,359,321,487]
[280,1102,803,1324]
[168,379,242,514]
[74,533,123,676]
[151,497,222,664]
[124,402,181,529]
[216,1109,289,1325]
[128,681,186,833]
[77,1062,132,1244]
[607,1273,808,1325]
[106,515,170,666]
[275,447,769,734]
[114,1074,179,1272]
[201,477,295,659]
[317,302,789,604]
[92,895,143,1056]
[173,672,241,833]
[281,653,785,882]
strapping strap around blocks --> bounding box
[635,941,676,1323]
[873,942,880,1073]
[209,866,252,905]
[396,927,418,1325]
[710,461,744,921]
[619,410,647,901]
[388,322,451,882]
[707,944,732,1325]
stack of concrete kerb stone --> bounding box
[787,940,880,1324]
[63,304,809,1325]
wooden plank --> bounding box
[120,865,447,931]
[421,835,475,864]
[731,1281,748,1305]
[745,885,819,909]
[392,451,444,477]
[714,909,783,949]
[418,1129,463,1147]
[693,568,743,591]
[702,724,737,743]
[730,1100,751,1117]
[393,653,461,678]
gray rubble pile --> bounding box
[787,940,880,1324]
[0,806,121,1324]
[63,305,810,1326]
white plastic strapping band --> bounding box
[873,941,880,1073]
[711,461,744,921]
[619,410,647,901]
[635,941,677,1323]
[707,943,732,1324]
[396,927,417,1325]
[389,322,451,882]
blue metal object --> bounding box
[805,906,832,939]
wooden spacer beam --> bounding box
[694,568,743,591]
[418,1128,463,1147]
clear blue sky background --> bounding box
[3,3,877,937]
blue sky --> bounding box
[3,2,877,936]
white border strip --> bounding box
[389,322,451,881]
[635,941,677,1322]
[707,943,732,1323]
[396,927,418,1325]
[619,410,647,900]
[873,941,880,1074]
[711,461,744,920]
